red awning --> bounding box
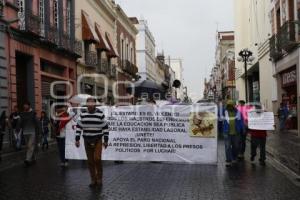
[95,23,111,51]
[105,32,119,58]
[81,11,100,43]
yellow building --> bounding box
[75,0,119,105]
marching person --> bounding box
[236,100,247,160]
[10,106,21,150]
[18,101,41,166]
[277,102,288,131]
[40,111,50,151]
[249,104,268,166]
[75,97,109,188]
[222,100,245,167]
[55,106,70,167]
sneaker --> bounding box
[225,162,232,167]
[250,156,255,164]
[238,154,245,160]
[259,161,266,166]
[89,182,97,188]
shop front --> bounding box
[280,66,298,130]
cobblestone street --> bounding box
[0,142,300,200]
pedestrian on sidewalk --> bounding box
[18,101,41,166]
[75,97,109,188]
[0,111,8,162]
[222,100,245,167]
[249,104,267,166]
[55,106,70,168]
[10,106,21,150]
[236,100,248,160]
[277,102,288,131]
[40,111,50,151]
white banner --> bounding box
[248,111,275,131]
[65,104,218,164]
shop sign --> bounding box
[282,69,296,87]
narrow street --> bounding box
[1,142,299,200]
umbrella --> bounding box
[127,80,165,98]
[69,94,100,105]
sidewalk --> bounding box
[0,141,57,172]
[266,130,300,175]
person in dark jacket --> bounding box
[40,111,50,151]
[277,102,288,131]
[10,106,21,150]
[222,100,245,167]
[75,97,109,188]
[0,111,8,162]
[18,101,41,166]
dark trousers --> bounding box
[84,139,103,184]
[224,134,239,162]
[56,138,67,163]
[251,137,266,162]
[239,132,247,155]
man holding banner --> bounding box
[75,97,109,188]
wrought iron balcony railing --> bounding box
[74,40,82,57]
[85,51,97,67]
[270,21,300,61]
[279,21,298,52]
[122,60,138,76]
[46,25,59,45]
[25,11,40,35]
[97,59,109,74]
[60,33,71,51]
[109,64,117,79]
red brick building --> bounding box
[3,0,81,115]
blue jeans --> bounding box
[279,117,286,131]
[224,134,240,162]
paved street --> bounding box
[0,142,300,200]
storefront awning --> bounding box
[82,11,100,43]
[105,32,119,58]
[95,23,111,51]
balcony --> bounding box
[97,59,109,74]
[46,25,59,45]
[279,21,298,52]
[74,40,82,57]
[122,60,138,76]
[85,51,97,67]
[60,33,71,51]
[109,64,117,79]
[270,21,299,61]
[24,11,40,35]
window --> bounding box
[39,0,45,37]
[121,39,124,61]
[53,0,59,29]
[66,0,71,35]
[17,0,26,30]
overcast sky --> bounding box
[116,0,234,101]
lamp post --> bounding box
[237,49,254,102]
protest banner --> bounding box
[65,104,218,164]
[248,111,275,130]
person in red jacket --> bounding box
[249,105,267,166]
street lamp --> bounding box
[237,49,254,102]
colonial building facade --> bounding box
[2,0,82,115]
[75,0,118,105]
[115,6,138,104]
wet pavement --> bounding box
[0,142,300,200]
